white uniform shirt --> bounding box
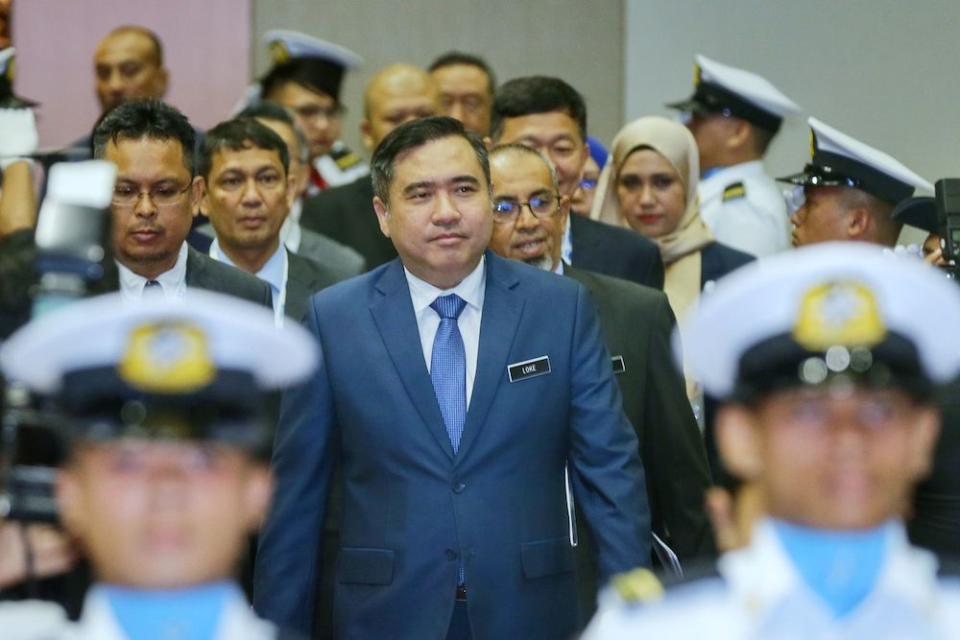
[0,588,280,640]
[404,255,485,407]
[699,161,791,258]
[583,519,960,639]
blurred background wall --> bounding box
[13,0,960,186]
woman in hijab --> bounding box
[591,116,753,324]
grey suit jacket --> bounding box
[196,223,366,282]
[296,227,366,280]
[284,250,341,323]
[184,246,272,307]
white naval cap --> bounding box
[779,117,933,205]
[1,289,318,395]
[677,242,960,400]
[263,29,363,70]
[666,54,801,133]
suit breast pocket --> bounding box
[520,536,575,579]
[337,546,395,585]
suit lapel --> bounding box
[456,253,524,460]
[184,244,203,286]
[370,260,454,460]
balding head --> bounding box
[360,64,439,151]
[94,26,168,113]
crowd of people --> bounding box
[1,10,960,640]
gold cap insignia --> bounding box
[611,568,664,604]
[118,322,215,393]
[268,40,290,65]
[693,63,702,87]
[793,280,886,351]
[809,128,817,159]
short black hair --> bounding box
[237,100,310,164]
[92,99,195,174]
[371,116,489,203]
[197,117,289,180]
[490,76,587,142]
[428,51,496,95]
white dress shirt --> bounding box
[404,256,485,406]
[116,242,188,300]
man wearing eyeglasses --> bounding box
[490,76,664,290]
[259,30,367,196]
[93,99,271,305]
[486,143,712,621]
[780,117,933,248]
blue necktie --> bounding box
[430,294,467,454]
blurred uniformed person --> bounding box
[259,30,367,195]
[782,117,932,248]
[584,242,960,638]
[0,289,317,638]
[668,55,801,258]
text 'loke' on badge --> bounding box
[508,356,551,383]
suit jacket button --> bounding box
[445,549,459,560]
[452,481,466,494]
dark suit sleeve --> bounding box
[254,301,336,635]
[566,284,651,578]
[642,294,713,559]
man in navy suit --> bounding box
[253,116,650,639]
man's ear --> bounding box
[906,406,941,482]
[243,466,274,532]
[55,467,86,540]
[284,172,298,211]
[557,192,572,232]
[726,119,752,152]
[155,66,169,98]
[360,120,375,152]
[372,196,391,238]
[715,404,765,481]
[846,206,872,240]
[195,176,208,218]
[191,176,205,219]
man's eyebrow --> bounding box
[449,175,481,186]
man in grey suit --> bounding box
[487,144,713,618]
[237,100,366,280]
[92,99,271,306]
[197,117,340,324]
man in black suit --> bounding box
[197,117,340,324]
[490,77,664,289]
[486,143,712,620]
[92,99,271,306]
[299,63,440,269]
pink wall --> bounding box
[14,0,250,148]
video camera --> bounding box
[936,178,960,278]
[0,161,115,524]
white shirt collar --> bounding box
[116,242,188,299]
[279,200,303,252]
[404,255,486,316]
[209,239,286,295]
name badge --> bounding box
[508,356,551,382]
[611,355,626,375]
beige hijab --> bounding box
[591,116,713,400]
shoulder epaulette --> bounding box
[331,146,363,170]
[722,181,747,202]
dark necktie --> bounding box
[430,294,468,454]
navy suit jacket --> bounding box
[254,252,649,639]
